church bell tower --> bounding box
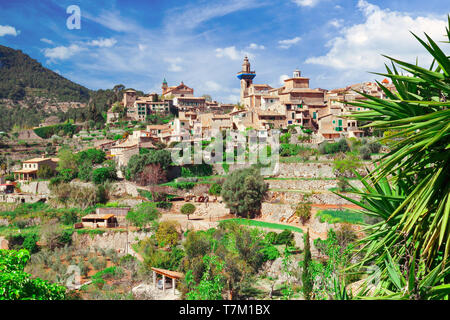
[236,56,256,106]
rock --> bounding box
[0,237,9,250]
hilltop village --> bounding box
[0,56,394,300]
[99,57,394,170]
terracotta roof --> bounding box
[257,111,285,117]
[262,95,279,99]
[281,88,322,94]
[147,125,169,130]
[253,84,272,88]
[151,267,184,279]
[82,214,115,220]
[13,169,38,173]
[23,157,54,163]
[176,96,205,100]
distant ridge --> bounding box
[0,45,90,102]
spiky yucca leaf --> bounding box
[338,18,450,299]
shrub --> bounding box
[274,230,294,246]
[359,145,372,160]
[367,141,381,154]
[264,232,278,245]
[181,164,213,177]
[295,201,312,224]
[333,154,362,178]
[260,245,280,261]
[208,183,222,196]
[175,182,195,190]
[156,201,173,209]
[319,138,350,154]
[22,233,39,254]
[337,176,351,192]
[280,132,291,144]
[280,144,301,157]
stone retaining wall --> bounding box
[267,179,364,191]
[72,230,152,255]
[266,191,360,205]
[19,181,51,195]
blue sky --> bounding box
[0,0,449,103]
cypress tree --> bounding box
[302,229,313,300]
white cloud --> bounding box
[215,46,252,60]
[40,38,54,45]
[278,37,301,49]
[279,74,289,84]
[87,38,117,47]
[292,0,321,7]
[165,57,183,72]
[204,80,222,92]
[0,25,19,37]
[328,19,343,28]
[248,43,265,50]
[166,0,265,31]
[43,44,84,61]
[306,0,448,71]
[84,10,139,32]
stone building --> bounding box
[162,79,194,98]
[13,157,59,181]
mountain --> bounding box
[0,46,144,132]
[0,45,90,102]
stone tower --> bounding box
[162,78,168,95]
[236,56,256,106]
[122,89,136,108]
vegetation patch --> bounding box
[316,209,365,224]
[221,218,303,233]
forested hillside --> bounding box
[0,45,144,132]
[0,45,90,102]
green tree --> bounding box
[77,148,106,165]
[221,167,268,218]
[155,221,180,248]
[302,230,313,300]
[36,164,55,179]
[185,254,225,300]
[126,203,160,230]
[181,203,196,220]
[92,166,116,184]
[56,148,79,179]
[77,162,93,181]
[125,149,171,181]
[0,249,66,300]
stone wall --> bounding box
[0,193,46,204]
[72,230,152,256]
[267,179,364,191]
[266,191,360,205]
[19,181,51,195]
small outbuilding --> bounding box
[151,267,184,295]
[81,214,118,229]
